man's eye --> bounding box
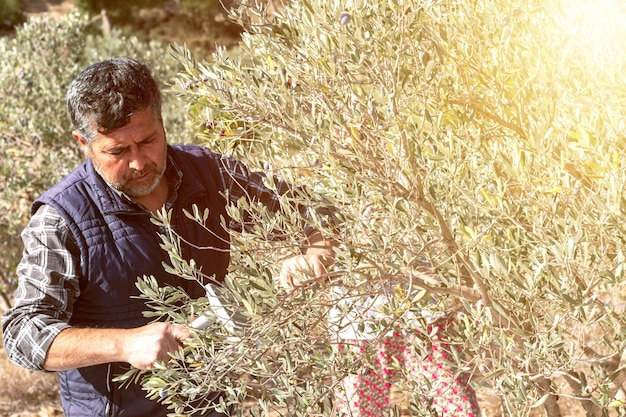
[107,149,124,156]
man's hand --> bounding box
[279,253,331,289]
[122,322,191,369]
[279,231,336,289]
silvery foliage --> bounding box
[127,0,626,416]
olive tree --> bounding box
[122,0,626,416]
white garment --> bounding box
[328,285,444,340]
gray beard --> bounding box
[91,156,167,198]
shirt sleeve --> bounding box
[1,204,79,371]
[217,154,336,238]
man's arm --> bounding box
[214,154,340,287]
[2,205,189,372]
[218,154,340,237]
[1,204,77,371]
[43,323,190,371]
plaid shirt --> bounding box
[2,150,314,371]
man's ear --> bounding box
[72,130,87,147]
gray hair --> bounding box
[66,57,163,144]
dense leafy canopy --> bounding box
[132,0,626,416]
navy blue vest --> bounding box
[35,145,231,417]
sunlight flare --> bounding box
[559,0,626,65]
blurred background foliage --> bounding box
[74,0,242,55]
[0,0,25,33]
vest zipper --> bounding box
[105,363,114,417]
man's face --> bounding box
[77,109,168,199]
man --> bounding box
[2,57,335,417]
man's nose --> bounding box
[128,150,147,171]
